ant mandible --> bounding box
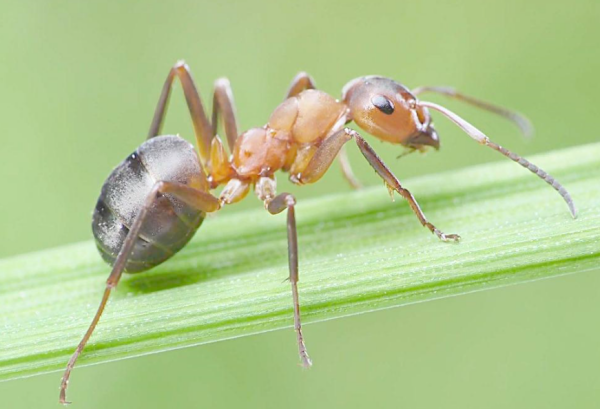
[59,61,576,404]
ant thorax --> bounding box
[219,89,348,184]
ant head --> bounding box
[342,76,439,151]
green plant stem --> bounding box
[1,142,599,382]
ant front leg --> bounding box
[293,128,460,242]
[59,182,220,405]
[256,177,312,368]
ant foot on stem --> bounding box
[434,229,461,242]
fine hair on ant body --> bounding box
[59,61,576,404]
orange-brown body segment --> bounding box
[213,89,348,185]
[342,76,434,147]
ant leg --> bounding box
[270,193,312,367]
[211,78,239,152]
[256,177,312,367]
[354,136,460,241]
[294,128,460,242]
[338,145,363,189]
[159,181,222,212]
[285,71,316,99]
[148,61,214,163]
[219,178,251,204]
[59,182,220,405]
[411,86,533,138]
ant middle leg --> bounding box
[338,145,363,190]
[256,177,312,368]
[293,128,460,242]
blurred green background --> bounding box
[1,0,599,408]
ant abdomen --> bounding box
[92,135,207,272]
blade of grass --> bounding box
[1,142,599,382]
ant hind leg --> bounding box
[211,78,239,152]
[148,61,214,162]
[148,62,242,164]
[59,182,220,404]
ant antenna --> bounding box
[419,100,577,218]
[412,86,534,138]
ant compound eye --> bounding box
[371,95,395,115]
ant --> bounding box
[59,61,576,404]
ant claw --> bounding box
[434,229,461,243]
[299,354,313,368]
